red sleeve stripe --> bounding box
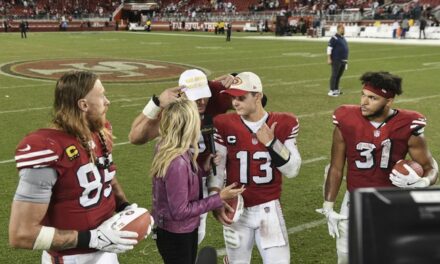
[15,149,55,160]
[16,155,59,168]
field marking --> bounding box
[0,106,51,114]
[264,65,440,88]
[0,84,49,90]
[215,53,440,73]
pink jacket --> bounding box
[152,151,222,233]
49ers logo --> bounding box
[1,58,197,82]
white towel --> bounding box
[259,200,287,249]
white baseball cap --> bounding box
[221,72,262,97]
[179,69,211,101]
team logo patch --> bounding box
[1,59,200,83]
[232,77,243,86]
[65,145,79,160]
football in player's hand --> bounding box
[393,160,424,177]
[110,207,154,242]
[225,194,244,223]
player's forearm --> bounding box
[111,178,129,211]
[324,167,344,202]
[128,114,159,144]
[51,229,79,250]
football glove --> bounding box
[316,201,347,239]
[389,164,430,188]
[89,215,138,253]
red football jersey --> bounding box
[333,105,426,191]
[14,127,117,256]
[214,112,299,207]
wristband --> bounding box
[33,226,55,250]
[323,201,334,210]
[142,98,161,119]
[77,231,91,249]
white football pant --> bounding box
[336,192,350,264]
[42,250,118,264]
[224,200,290,264]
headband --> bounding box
[363,84,395,99]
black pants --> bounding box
[156,227,198,264]
[330,60,346,91]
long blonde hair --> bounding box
[151,99,201,178]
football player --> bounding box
[208,72,302,263]
[9,71,139,264]
[129,69,234,244]
[316,71,438,264]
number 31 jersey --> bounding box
[333,105,426,191]
[214,112,299,207]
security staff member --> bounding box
[327,24,348,97]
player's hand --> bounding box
[158,86,183,108]
[256,122,276,146]
[316,202,347,239]
[389,165,430,188]
[213,74,235,88]
[327,58,332,65]
[89,216,138,253]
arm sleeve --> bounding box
[14,168,57,203]
[276,138,301,178]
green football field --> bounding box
[0,31,439,263]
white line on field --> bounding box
[0,84,49,90]
[0,106,51,114]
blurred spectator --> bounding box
[419,17,427,39]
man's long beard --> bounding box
[87,114,105,132]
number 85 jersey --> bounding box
[212,112,300,207]
[14,128,116,255]
[334,105,426,191]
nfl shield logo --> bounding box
[374,130,380,137]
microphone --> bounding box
[201,115,216,175]
[196,246,217,264]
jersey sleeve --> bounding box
[15,133,61,170]
[409,115,427,136]
[208,81,232,113]
[332,105,349,128]
[213,114,227,147]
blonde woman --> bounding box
[151,99,243,264]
